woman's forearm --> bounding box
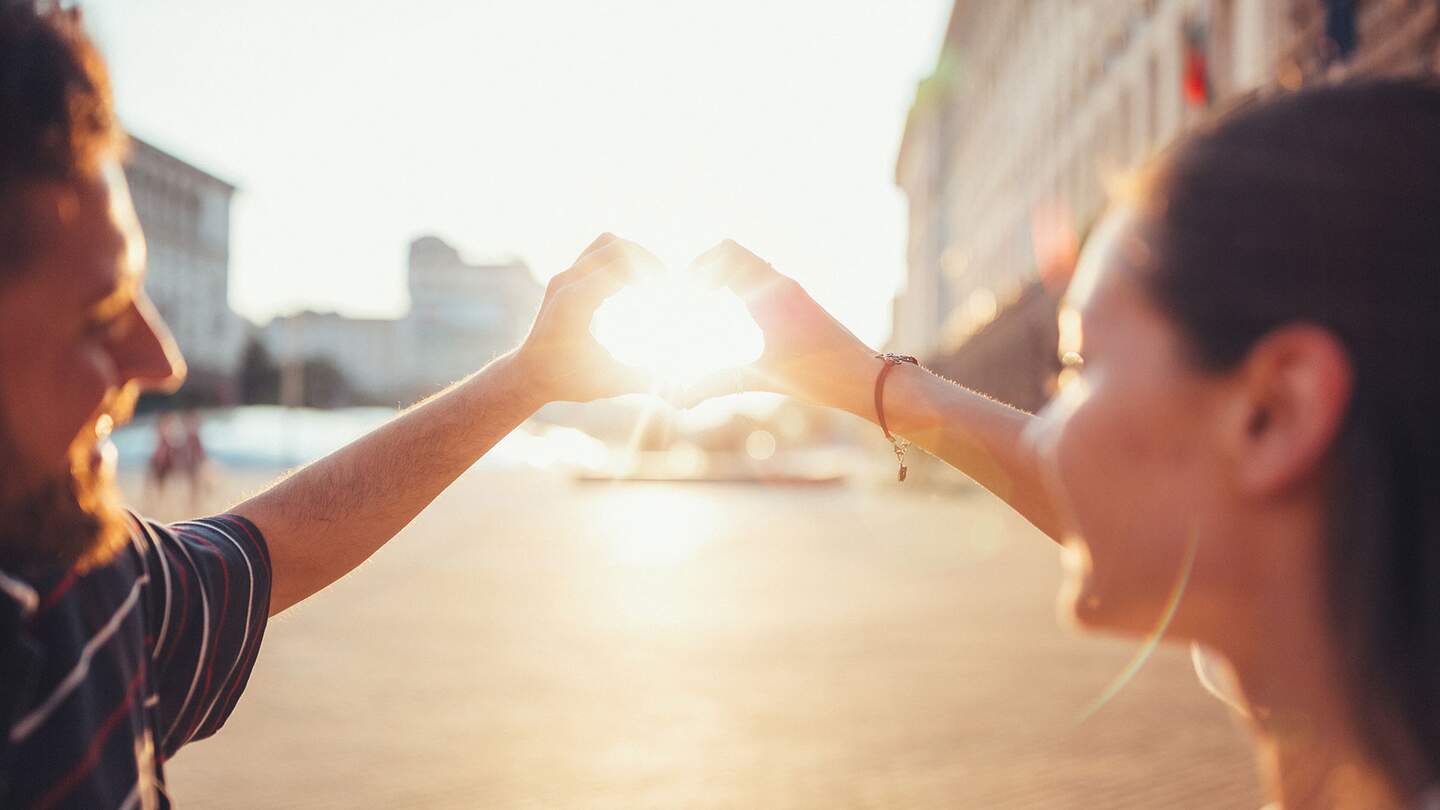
[838,358,1066,543]
[681,239,1065,542]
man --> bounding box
[0,7,657,807]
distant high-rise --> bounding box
[124,135,245,399]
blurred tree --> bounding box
[297,357,353,409]
[238,337,280,405]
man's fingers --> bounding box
[575,232,618,262]
[574,237,663,279]
[564,242,665,309]
[552,237,662,295]
[565,259,636,308]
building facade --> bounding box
[261,235,542,404]
[124,135,246,399]
[404,236,542,392]
[892,0,1440,411]
[258,311,401,404]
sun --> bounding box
[590,270,764,387]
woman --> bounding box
[694,78,1440,808]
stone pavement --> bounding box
[135,469,1261,808]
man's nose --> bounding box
[115,293,187,393]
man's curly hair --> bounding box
[0,5,123,273]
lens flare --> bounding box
[1075,527,1200,724]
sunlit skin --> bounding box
[700,219,1393,807]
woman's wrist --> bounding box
[857,356,931,436]
[833,351,892,423]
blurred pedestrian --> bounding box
[143,411,178,509]
[177,410,209,511]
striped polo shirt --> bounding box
[0,512,271,809]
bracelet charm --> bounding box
[874,353,919,482]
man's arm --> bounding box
[234,354,536,614]
[234,234,658,615]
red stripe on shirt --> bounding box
[36,568,78,615]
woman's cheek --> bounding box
[1042,376,1144,627]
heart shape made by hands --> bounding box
[590,270,764,388]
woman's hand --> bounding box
[514,233,662,404]
[681,239,882,416]
[680,239,1063,540]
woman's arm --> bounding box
[688,240,1065,542]
[841,357,1064,542]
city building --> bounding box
[403,235,542,393]
[258,311,402,404]
[124,134,246,400]
[261,235,542,404]
[892,0,1440,411]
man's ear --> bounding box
[1222,324,1353,496]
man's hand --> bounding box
[515,233,662,404]
[238,232,663,614]
[681,239,881,417]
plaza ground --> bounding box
[130,468,1262,809]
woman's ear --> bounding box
[1224,324,1353,496]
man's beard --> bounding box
[0,390,135,577]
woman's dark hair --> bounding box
[1137,78,1440,792]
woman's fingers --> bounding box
[689,239,788,299]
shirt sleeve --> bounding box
[131,513,272,759]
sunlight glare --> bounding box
[591,271,764,387]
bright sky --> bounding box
[81,0,951,347]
